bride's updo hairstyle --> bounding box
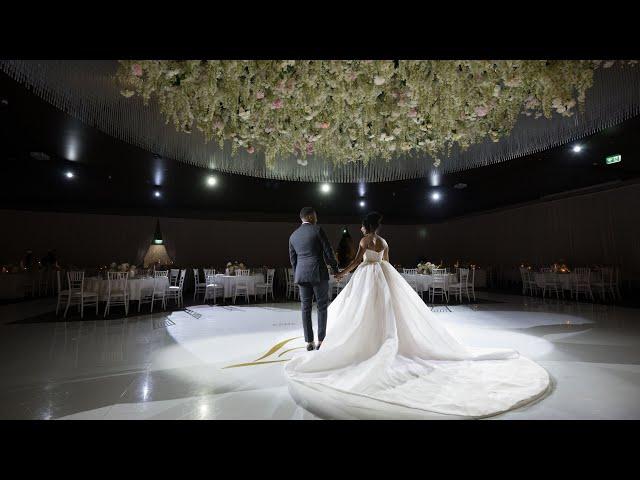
[362,212,383,233]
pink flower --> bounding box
[271,98,283,110]
[407,108,417,118]
[131,63,143,77]
[317,121,330,129]
[255,91,265,99]
[247,146,255,154]
[306,142,314,155]
[474,105,489,117]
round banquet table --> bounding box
[401,273,458,294]
[214,273,265,298]
[0,272,30,300]
[84,276,169,301]
[534,273,574,291]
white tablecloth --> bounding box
[214,273,265,298]
[402,273,457,293]
[85,276,169,301]
[534,273,574,290]
[0,273,30,299]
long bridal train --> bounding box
[285,249,551,419]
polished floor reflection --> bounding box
[0,293,639,419]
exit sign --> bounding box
[606,154,622,165]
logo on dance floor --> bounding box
[223,336,304,369]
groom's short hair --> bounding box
[300,207,316,220]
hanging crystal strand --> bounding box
[1,60,639,183]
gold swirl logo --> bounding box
[223,336,304,369]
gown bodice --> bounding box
[362,248,384,263]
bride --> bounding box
[284,212,550,419]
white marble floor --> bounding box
[0,293,639,420]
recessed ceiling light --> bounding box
[572,144,583,153]
[320,183,331,193]
[64,171,74,179]
[206,175,217,186]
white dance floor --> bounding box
[0,293,639,420]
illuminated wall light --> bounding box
[431,191,441,201]
[359,200,366,207]
[572,144,583,153]
[65,137,79,161]
[320,183,331,193]
[206,175,217,186]
[64,171,75,179]
[430,171,440,187]
[154,190,161,198]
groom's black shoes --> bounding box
[306,342,315,351]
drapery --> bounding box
[1,182,638,285]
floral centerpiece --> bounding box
[552,262,571,274]
[417,261,436,274]
[105,262,138,277]
[226,261,247,275]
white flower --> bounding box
[117,60,608,173]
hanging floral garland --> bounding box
[116,60,635,169]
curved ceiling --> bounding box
[2,60,640,183]
[1,70,640,224]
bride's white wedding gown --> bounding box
[285,248,550,419]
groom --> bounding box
[289,207,340,351]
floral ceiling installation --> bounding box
[116,60,635,170]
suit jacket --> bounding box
[289,223,339,284]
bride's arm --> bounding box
[383,244,390,262]
[336,242,365,279]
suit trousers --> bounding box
[298,281,330,343]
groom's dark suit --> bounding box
[289,222,340,343]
